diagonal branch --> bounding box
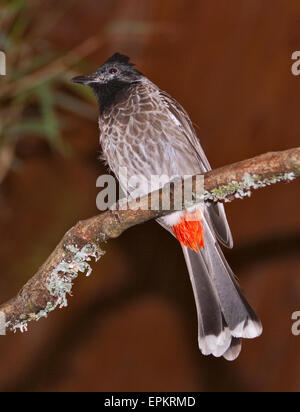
[0,147,299,332]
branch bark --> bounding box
[0,147,299,332]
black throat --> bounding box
[92,80,132,113]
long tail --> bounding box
[181,218,262,361]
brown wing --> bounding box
[159,89,233,248]
[159,90,212,172]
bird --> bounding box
[72,53,262,360]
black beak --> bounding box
[72,74,97,85]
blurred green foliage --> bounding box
[0,0,96,181]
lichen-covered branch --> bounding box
[0,147,299,332]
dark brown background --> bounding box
[0,0,299,392]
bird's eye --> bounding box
[109,68,118,74]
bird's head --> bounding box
[72,53,142,88]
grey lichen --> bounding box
[9,243,105,333]
[203,172,296,203]
[11,320,28,333]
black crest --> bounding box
[104,53,135,66]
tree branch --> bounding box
[0,147,299,332]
